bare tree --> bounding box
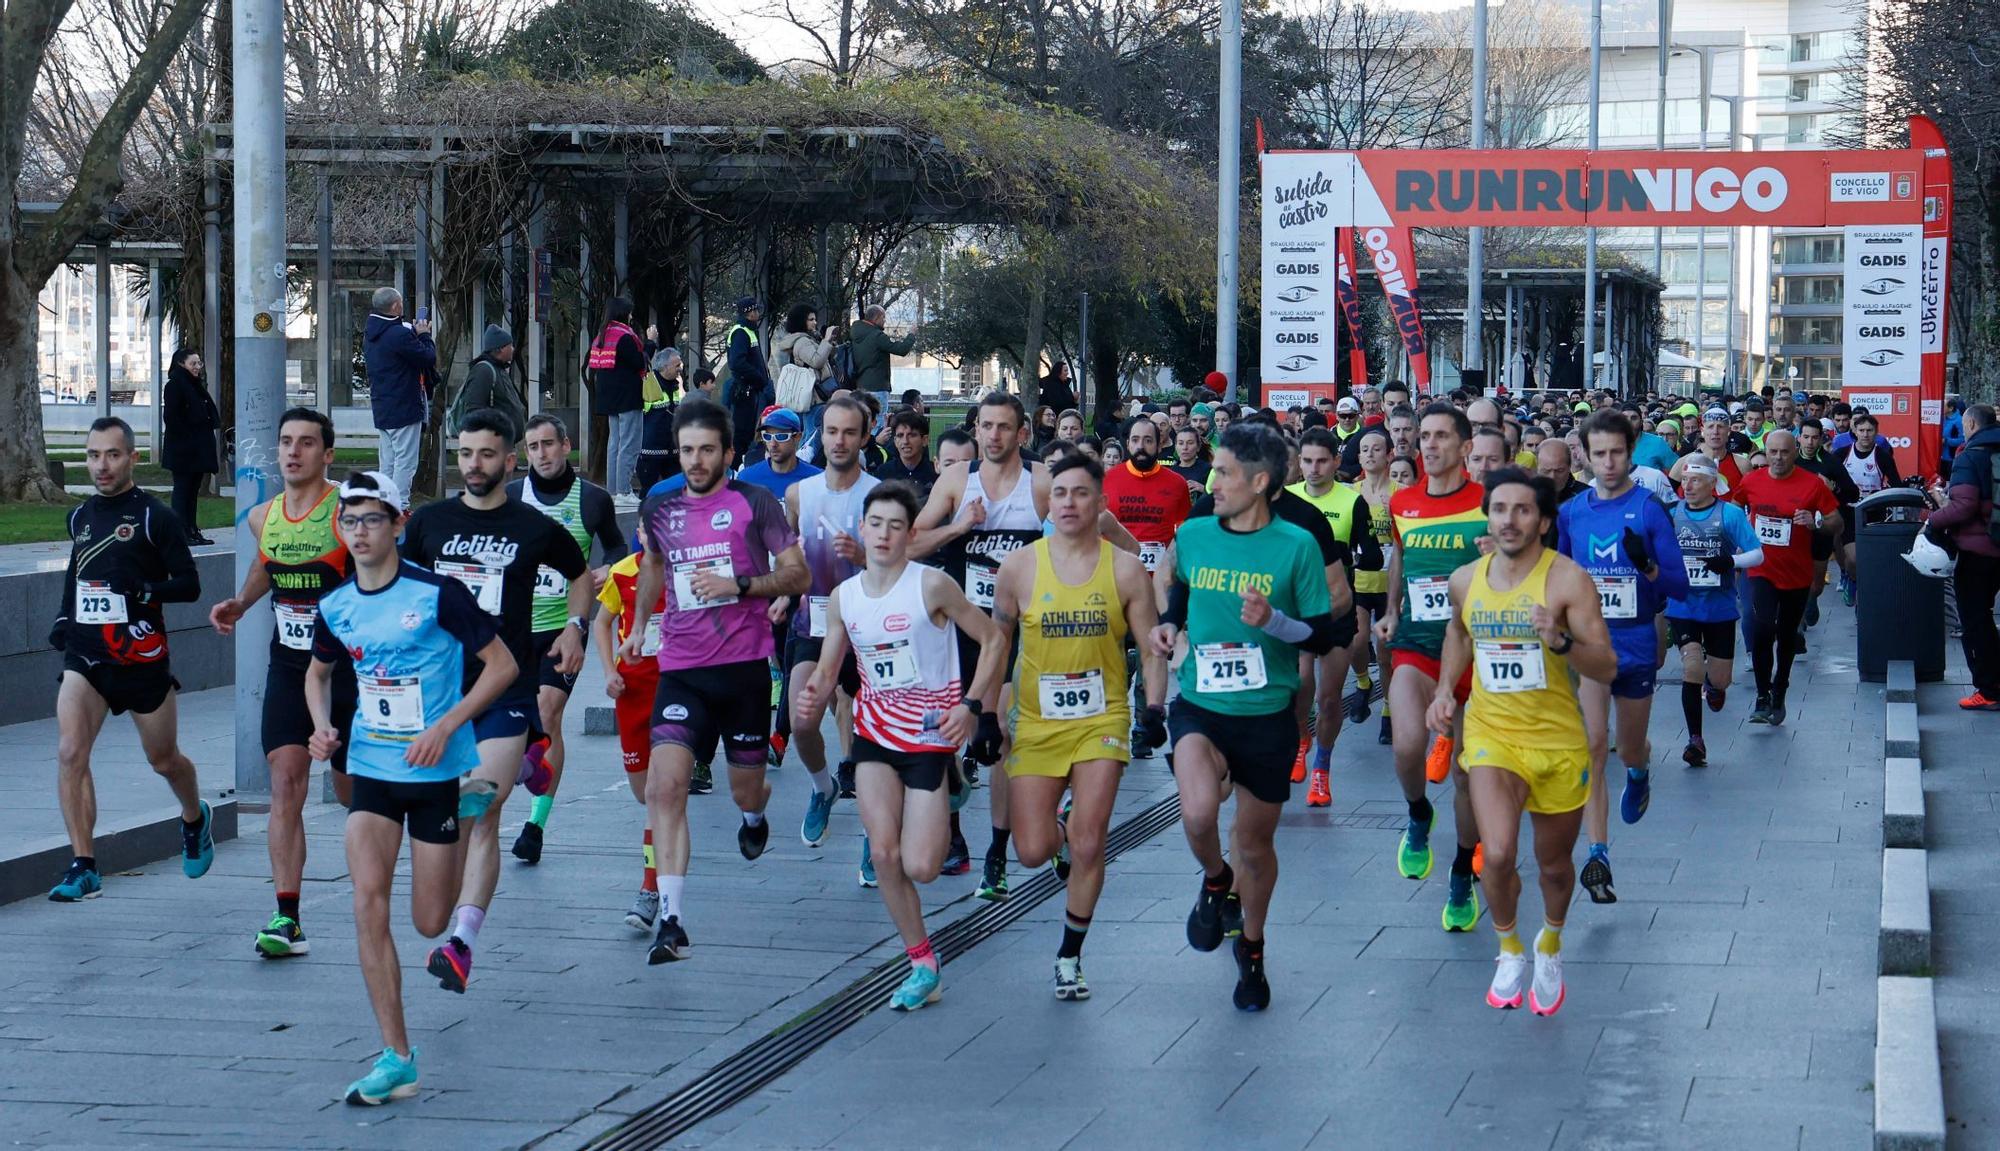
[749,0,889,84]
[1295,0,1465,150]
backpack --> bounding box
[446,360,494,435]
[587,322,637,372]
[828,342,857,388]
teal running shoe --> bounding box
[457,778,498,822]
[889,964,941,1012]
[1398,808,1435,880]
[182,801,214,878]
[802,789,835,848]
[345,1047,419,1106]
[1442,871,1480,932]
[48,860,101,902]
[859,835,877,888]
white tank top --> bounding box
[1844,448,1884,497]
[838,563,963,752]
[961,461,1042,532]
[953,460,1044,611]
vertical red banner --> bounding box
[1359,226,1432,390]
[1911,116,1951,481]
[1333,230,1369,391]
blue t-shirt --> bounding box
[735,459,821,501]
[313,561,499,784]
[1665,500,1760,623]
[1633,432,1680,475]
[1557,483,1689,630]
[646,469,737,500]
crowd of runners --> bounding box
[39,376,1957,1105]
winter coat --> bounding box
[362,313,436,430]
[770,330,838,383]
[459,354,527,442]
[593,325,647,417]
[1929,425,2000,558]
[847,319,913,395]
[160,363,220,475]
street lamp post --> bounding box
[1216,0,1242,403]
[1465,0,1489,382]
[1584,0,1603,391]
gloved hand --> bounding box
[967,710,1003,765]
[1621,526,1654,572]
[1134,704,1167,753]
[1701,553,1733,575]
[48,619,67,651]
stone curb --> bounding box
[1876,976,1947,1151]
[0,798,239,907]
[1883,757,1924,849]
[1873,661,1944,1151]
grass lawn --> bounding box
[47,447,381,490]
[0,496,239,546]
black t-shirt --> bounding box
[1169,460,1211,491]
[55,487,199,666]
[873,453,939,499]
[402,496,589,705]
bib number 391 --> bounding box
[1408,575,1452,623]
[1194,643,1268,694]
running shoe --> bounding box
[625,889,659,934]
[859,836,877,888]
[47,861,101,902]
[648,915,689,964]
[1682,737,1707,768]
[1747,693,1774,726]
[1442,872,1480,932]
[1840,574,1856,607]
[458,778,499,821]
[511,821,544,865]
[976,855,1010,902]
[941,832,970,876]
[1306,768,1332,808]
[1580,850,1616,904]
[1768,698,1788,727]
[1054,798,1072,882]
[1343,686,1371,725]
[182,801,214,878]
[836,759,857,798]
[962,758,980,788]
[344,1047,419,1106]
[1529,947,1566,1016]
[1221,891,1245,939]
[889,964,941,1011]
[802,789,835,848]
[518,740,552,796]
[1704,682,1727,712]
[1187,876,1227,952]
[1398,808,1436,880]
[1377,713,1392,746]
[767,732,788,768]
[1805,597,1820,628]
[1620,768,1651,824]
[1486,951,1527,1010]
[1053,956,1090,1001]
[1289,739,1309,784]
[690,762,714,795]
[1231,937,1270,1012]
[738,818,770,860]
[1958,691,2000,712]
[426,937,472,993]
[949,759,972,812]
[1425,735,1453,784]
[255,913,309,958]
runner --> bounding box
[1376,403,1486,931]
[1428,468,1616,1017]
[592,536,668,933]
[1348,426,1401,746]
[775,397,876,857]
[1832,412,1900,605]
[208,408,353,953]
[1734,430,1842,725]
[1795,419,1859,633]
[617,399,809,964]
[1153,420,1339,1011]
[46,417,211,902]
[1556,411,1687,904]
[794,482,1006,1011]
[401,409,593,992]
[306,471,517,1105]
[993,454,1168,999]
[1663,458,1764,768]
[1103,416,1193,576]
[506,415,627,866]
[1288,427,1377,805]
[1669,407,1749,498]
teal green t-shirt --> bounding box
[1173,514,1331,716]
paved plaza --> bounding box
[0,602,1901,1149]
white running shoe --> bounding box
[1486,950,1527,1009]
[1530,947,1566,1016]
[1053,956,1090,1001]
[624,889,659,934]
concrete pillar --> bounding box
[316,169,332,413]
[684,223,705,367]
[527,192,545,418]
[94,246,111,418]
[150,260,166,461]
[613,189,629,294]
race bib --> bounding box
[640,613,663,658]
[1593,575,1638,620]
[859,638,918,689]
[1038,670,1107,719]
[357,675,424,737]
[1408,575,1453,623]
[1754,515,1793,548]
[533,565,566,599]
[1475,640,1547,694]
[75,580,127,625]
[1194,642,1268,694]
[274,602,317,651]
[964,563,998,610]
[1139,542,1166,573]
[1684,556,1721,589]
[437,561,504,616]
[672,557,738,611]
[808,595,830,639]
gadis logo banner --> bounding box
[1261,152,1351,386]
[1841,225,1921,390]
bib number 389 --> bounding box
[1038,670,1106,719]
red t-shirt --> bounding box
[1734,466,1838,590]
[1103,461,1192,549]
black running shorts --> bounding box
[849,734,952,792]
[1167,696,1299,806]
[650,659,771,770]
[263,657,357,771]
[62,652,176,717]
[1666,616,1737,661]
[347,774,460,844]
[533,629,581,695]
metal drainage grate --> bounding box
[583,792,1185,1150]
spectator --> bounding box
[1032,405,1059,452]
[160,347,219,545]
[455,325,525,443]
[770,302,839,396]
[875,408,939,496]
[687,366,718,404]
[636,347,683,492]
[901,388,926,415]
[723,296,774,459]
[1170,426,1211,490]
[590,297,647,505]
[361,286,435,497]
[1929,404,2000,709]
[1039,362,1078,412]
[1056,409,1085,442]
[848,304,914,408]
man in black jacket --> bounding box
[724,297,774,459]
[457,326,525,443]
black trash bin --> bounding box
[1855,486,1946,682]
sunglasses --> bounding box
[760,430,798,443]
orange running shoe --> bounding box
[1306,768,1332,807]
[1472,842,1484,877]
[1290,739,1309,783]
[1425,735,1453,784]
[1959,691,2000,712]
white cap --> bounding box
[337,469,405,514]
[1336,396,1361,414]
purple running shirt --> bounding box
[640,479,797,672]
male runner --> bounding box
[306,471,516,1105]
[1735,430,1841,725]
[1833,411,1899,604]
[1427,467,1614,1016]
[506,414,626,865]
[1376,403,1486,931]
[1287,427,1376,804]
[402,409,592,992]
[593,537,667,933]
[47,417,210,901]
[1795,418,1859,631]
[737,408,822,497]
[1669,407,1748,497]
[994,454,1167,999]
[1664,458,1763,767]
[795,482,1005,1011]
[1556,410,1687,904]
[1102,416,1192,576]
[618,399,809,963]
[209,408,353,953]
[1154,420,1338,1011]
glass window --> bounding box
[1781,317,1841,345]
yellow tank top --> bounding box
[1351,479,1398,595]
[1461,549,1584,749]
[1013,539,1130,726]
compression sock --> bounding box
[1451,844,1477,878]
[452,905,485,950]
[1408,796,1435,826]
[1058,911,1092,959]
[907,938,939,975]
[1681,682,1704,738]
[1536,921,1564,955]
[1495,921,1524,955]
[661,875,685,921]
[277,891,300,923]
[529,794,554,829]
[987,827,1011,865]
[642,829,657,892]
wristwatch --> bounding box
[735,575,753,596]
[1550,631,1575,655]
[960,697,984,717]
[568,615,586,632]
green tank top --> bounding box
[521,479,590,633]
[259,486,349,661]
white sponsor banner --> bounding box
[1264,388,1315,411]
[1921,236,1946,356]
[1261,153,1342,387]
[1830,172,1890,202]
[1842,224,1922,388]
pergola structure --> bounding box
[1400,266,1667,395]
